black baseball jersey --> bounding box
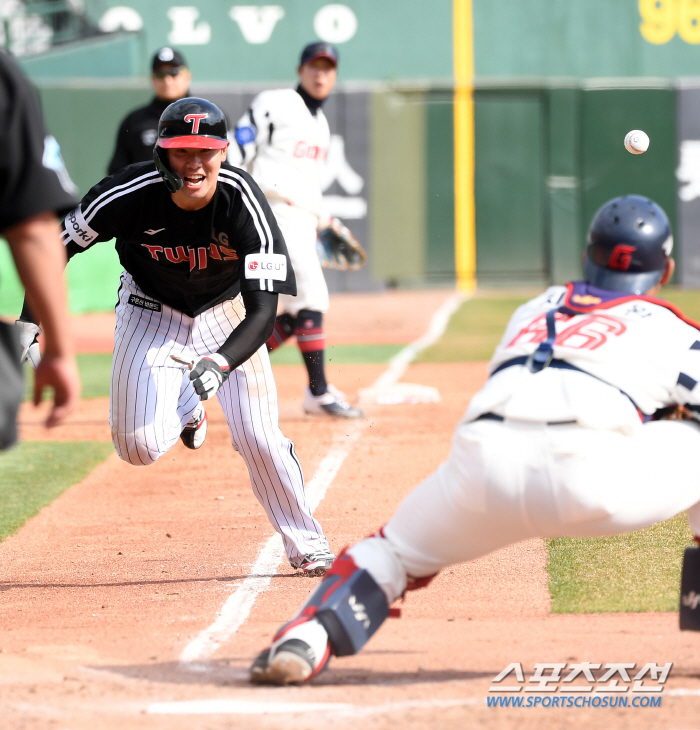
[61,161,297,317]
[107,96,172,175]
[0,50,77,231]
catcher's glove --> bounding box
[652,404,699,422]
[317,218,367,271]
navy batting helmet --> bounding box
[153,97,228,193]
[584,195,673,295]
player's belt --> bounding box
[474,412,576,426]
[490,355,648,423]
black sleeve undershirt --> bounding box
[216,289,277,370]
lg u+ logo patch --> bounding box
[244,253,287,281]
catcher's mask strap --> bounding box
[526,308,556,373]
[153,145,183,193]
[491,356,648,422]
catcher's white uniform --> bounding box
[231,89,330,315]
[349,281,700,601]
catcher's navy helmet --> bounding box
[153,97,228,192]
[584,195,673,295]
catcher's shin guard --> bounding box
[280,552,390,657]
[680,545,700,630]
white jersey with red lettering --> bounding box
[332,283,700,606]
[231,88,330,315]
[466,281,700,432]
[232,89,329,219]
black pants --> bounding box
[0,321,24,450]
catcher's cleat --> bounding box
[290,547,336,576]
[249,647,271,684]
[249,620,332,685]
[180,402,207,449]
[303,385,364,419]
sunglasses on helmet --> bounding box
[154,67,187,79]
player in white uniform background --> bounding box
[249,194,700,684]
[17,98,336,576]
[231,42,363,419]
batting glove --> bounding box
[189,353,232,400]
[14,319,42,369]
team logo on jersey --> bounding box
[608,244,636,271]
[184,113,207,133]
[293,141,326,160]
[244,253,287,281]
[140,242,238,271]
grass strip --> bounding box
[25,353,113,401]
[416,294,531,363]
[24,346,405,400]
[270,343,405,365]
[660,287,700,322]
[547,514,692,613]
[0,441,113,542]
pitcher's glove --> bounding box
[14,319,41,369]
[317,218,367,271]
[189,354,231,400]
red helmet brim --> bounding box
[158,136,228,149]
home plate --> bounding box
[361,382,441,405]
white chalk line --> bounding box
[178,291,467,671]
[148,697,483,716]
[369,291,466,393]
[149,687,700,714]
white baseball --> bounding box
[624,129,649,155]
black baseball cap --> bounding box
[152,47,187,73]
[299,41,338,67]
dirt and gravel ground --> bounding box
[4,289,700,729]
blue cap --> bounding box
[300,42,338,67]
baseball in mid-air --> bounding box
[624,129,650,154]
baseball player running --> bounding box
[17,97,335,576]
[250,195,700,683]
[231,42,363,419]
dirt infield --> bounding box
[4,290,700,729]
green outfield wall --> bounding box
[76,0,454,84]
[2,1,699,314]
[68,1,700,83]
[0,79,684,314]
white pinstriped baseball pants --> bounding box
[110,272,329,563]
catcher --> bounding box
[249,195,700,684]
[231,42,366,419]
